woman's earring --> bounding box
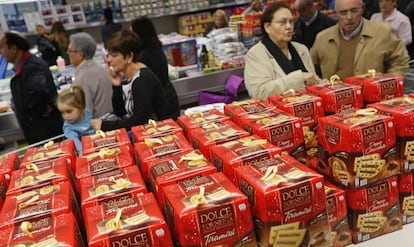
[128,60,131,64]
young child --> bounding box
[57,85,95,155]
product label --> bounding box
[326,124,340,145]
[334,88,354,112]
[280,182,313,223]
[270,123,294,150]
[380,78,398,99]
[362,122,386,154]
[110,229,151,247]
[367,181,390,212]
[293,102,315,125]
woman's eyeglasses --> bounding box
[271,19,295,26]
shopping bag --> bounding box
[198,74,244,106]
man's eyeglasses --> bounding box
[337,8,361,18]
[271,18,295,26]
[66,49,78,53]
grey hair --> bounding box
[335,0,364,9]
[69,32,96,60]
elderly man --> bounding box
[311,0,409,80]
[67,32,113,118]
[293,0,336,49]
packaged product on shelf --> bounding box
[0,152,20,184]
[21,139,76,173]
[147,149,217,209]
[224,99,275,127]
[159,33,197,66]
[177,108,231,140]
[345,70,404,104]
[189,120,250,160]
[84,193,173,247]
[210,135,282,185]
[325,182,352,247]
[398,171,414,224]
[368,97,414,172]
[79,165,148,216]
[131,118,183,143]
[164,172,257,247]
[134,132,194,182]
[306,79,363,115]
[239,108,307,163]
[234,155,332,247]
[0,213,84,246]
[346,176,402,244]
[268,89,324,158]
[317,108,400,188]
[81,128,133,158]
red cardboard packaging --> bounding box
[131,118,183,143]
[398,171,414,224]
[0,152,19,184]
[223,99,275,127]
[81,128,133,158]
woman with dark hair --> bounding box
[244,2,320,101]
[90,30,175,131]
[130,16,179,119]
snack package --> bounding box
[398,171,414,224]
[0,152,19,184]
[134,132,193,182]
[223,99,275,127]
[131,118,183,143]
[75,145,134,184]
[189,120,250,161]
[325,182,352,247]
[177,108,230,140]
[306,80,363,115]
[21,139,76,173]
[79,166,148,216]
[235,155,331,247]
[368,97,414,172]
[346,176,402,243]
[163,173,257,247]
[81,128,133,158]
[239,108,307,163]
[269,89,324,157]
[210,135,282,185]
[317,108,400,188]
[0,213,84,246]
[84,193,173,247]
[345,70,404,104]
[147,149,217,210]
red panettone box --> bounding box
[324,182,352,247]
[239,108,307,163]
[345,176,402,244]
[0,213,84,246]
[21,139,76,173]
[177,108,230,140]
[7,158,71,196]
[306,81,363,115]
[131,118,183,143]
[0,152,19,183]
[147,149,217,209]
[75,145,134,183]
[234,155,331,247]
[398,171,414,224]
[368,97,414,172]
[317,109,400,188]
[79,165,148,216]
[189,120,250,161]
[0,181,81,229]
[163,173,256,247]
[134,132,193,182]
[223,98,275,127]
[84,193,173,247]
[81,128,133,158]
[210,135,282,185]
[345,71,404,104]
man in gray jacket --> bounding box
[67,32,113,118]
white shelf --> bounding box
[351,223,414,247]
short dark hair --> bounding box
[104,7,113,21]
[4,32,30,51]
[106,30,141,62]
[130,17,161,49]
[261,2,291,37]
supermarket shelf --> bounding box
[351,223,414,247]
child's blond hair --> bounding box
[57,85,86,111]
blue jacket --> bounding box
[63,109,95,155]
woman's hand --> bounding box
[303,72,321,86]
[107,66,122,86]
[90,119,102,130]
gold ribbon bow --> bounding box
[26,163,39,173]
[144,138,163,146]
[240,137,268,147]
[367,69,376,77]
[190,186,206,206]
[106,209,124,231]
[179,152,205,163]
[188,112,203,117]
[202,122,219,129]
[148,119,157,127]
[43,141,54,150]
[96,130,106,138]
[354,108,378,116]
[329,75,341,85]
[19,195,40,209]
[109,176,132,190]
[261,166,279,182]
[231,99,257,106]
[282,89,296,96]
[98,148,116,159]
[20,221,33,238]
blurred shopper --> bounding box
[49,21,70,64]
[0,32,62,144]
[293,0,336,49]
[101,7,122,49]
[244,2,321,101]
[130,16,179,119]
[68,32,113,118]
[205,9,229,35]
[90,30,177,131]
[57,85,94,155]
[311,0,409,79]
[242,0,264,15]
[35,24,59,66]
[370,0,412,45]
